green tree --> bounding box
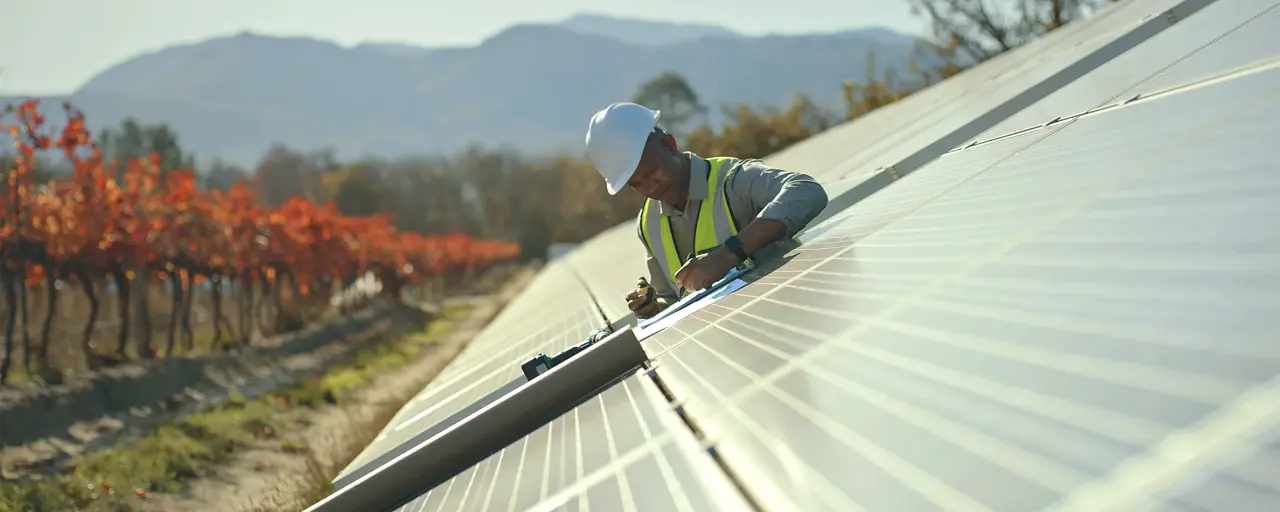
[251,143,326,206]
[202,158,248,191]
[98,119,193,181]
[632,72,708,135]
[329,163,388,217]
[685,95,836,160]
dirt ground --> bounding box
[135,267,535,512]
[0,315,393,482]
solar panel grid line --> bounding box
[787,278,1280,364]
[381,370,748,512]
[376,316,588,433]
[725,304,1173,448]
[325,317,640,509]
[686,312,1092,500]
[742,299,1249,435]
[384,376,588,506]
[415,278,596,383]
[658,305,1142,507]
[500,432,532,512]
[650,344,879,512]
[898,291,1278,360]
[405,306,598,406]
[520,373,758,512]
[1176,437,1280,501]
[1044,377,1280,511]
[794,266,1260,308]
[336,282,613,487]
[404,325,563,404]
[615,374,700,512]
[597,384,641,512]
[357,308,596,449]
[394,307,601,420]
[790,131,1050,248]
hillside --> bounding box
[2,16,930,167]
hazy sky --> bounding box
[0,0,926,95]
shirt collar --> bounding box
[656,152,709,217]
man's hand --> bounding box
[674,248,738,292]
[625,278,667,319]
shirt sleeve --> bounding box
[724,159,829,236]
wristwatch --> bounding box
[723,235,749,264]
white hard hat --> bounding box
[585,102,661,195]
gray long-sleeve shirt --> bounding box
[635,152,828,300]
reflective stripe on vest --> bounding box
[640,157,741,291]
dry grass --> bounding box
[236,313,466,511]
[236,402,406,512]
[0,389,293,512]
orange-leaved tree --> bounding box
[0,100,522,383]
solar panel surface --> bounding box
[763,0,1217,230]
[328,0,1280,509]
[391,373,752,512]
[336,261,609,486]
[644,64,1280,511]
[962,0,1279,146]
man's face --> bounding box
[627,132,685,205]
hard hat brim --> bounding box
[603,108,661,196]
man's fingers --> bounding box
[675,262,692,279]
[635,302,658,318]
[680,270,708,291]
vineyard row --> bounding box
[0,100,522,382]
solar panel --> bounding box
[557,223,649,324]
[391,372,752,512]
[335,261,609,487]
[961,0,1279,147]
[325,0,1280,509]
[761,0,1219,232]
[643,52,1280,512]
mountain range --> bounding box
[3,14,932,168]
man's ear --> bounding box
[661,132,680,153]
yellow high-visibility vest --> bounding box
[639,157,744,292]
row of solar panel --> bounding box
[333,0,1280,509]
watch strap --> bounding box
[725,236,749,263]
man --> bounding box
[584,102,828,319]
